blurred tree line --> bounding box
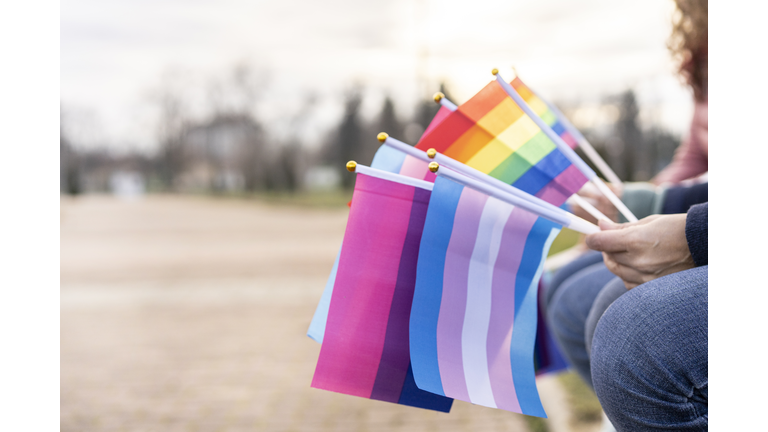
[569,90,680,183]
[61,67,679,196]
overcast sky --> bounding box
[61,0,693,152]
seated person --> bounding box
[542,1,707,429]
[587,203,707,431]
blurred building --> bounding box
[110,171,146,199]
[176,114,265,193]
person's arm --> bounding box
[652,101,709,185]
[570,181,708,224]
[585,202,707,289]
[684,202,708,267]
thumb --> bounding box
[598,219,620,231]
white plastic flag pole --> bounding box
[434,92,458,111]
[428,162,599,235]
[345,160,434,190]
[510,66,623,187]
[539,97,624,187]
[348,159,596,234]
[378,133,600,233]
[493,69,637,223]
[567,194,611,222]
[429,150,612,223]
[433,92,611,223]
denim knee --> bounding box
[590,266,708,431]
[543,250,604,307]
[546,262,615,387]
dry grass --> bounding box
[558,372,603,428]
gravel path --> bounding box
[61,195,594,432]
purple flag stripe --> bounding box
[485,208,538,412]
[311,173,416,398]
[534,165,589,207]
[436,187,488,402]
[370,187,432,402]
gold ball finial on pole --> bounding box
[428,162,439,173]
[426,148,437,159]
[377,132,389,143]
[346,161,357,172]
[433,92,444,103]
[491,68,499,76]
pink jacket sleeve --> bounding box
[652,100,708,185]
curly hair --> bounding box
[668,0,708,101]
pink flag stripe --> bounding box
[436,187,488,402]
[534,164,588,205]
[485,208,538,412]
[311,173,416,397]
[560,131,578,148]
[398,155,433,182]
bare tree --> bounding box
[60,105,104,194]
[147,72,193,191]
[60,130,81,195]
[206,62,268,118]
[413,82,452,131]
[328,88,364,189]
[269,94,318,192]
[202,63,273,192]
[361,96,402,164]
[617,90,650,181]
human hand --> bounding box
[570,182,620,224]
[585,214,694,289]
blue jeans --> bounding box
[592,266,708,431]
[545,252,708,431]
[544,251,619,386]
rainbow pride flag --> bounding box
[416,80,587,206]
[360,106,454,183]
[311,171,453,412]
[409,175,561,417]
[509,77,579,150]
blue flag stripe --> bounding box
[409,177,463,396]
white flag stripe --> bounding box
[461,197,514,408]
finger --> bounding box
[585,229,629,253]
[634,214,662,226]
[600,214,661,231]
[602,255,647,286]
[569,204,598,225]
[598,219,620,231]
[623,280,640,289]
[602,250,634,267]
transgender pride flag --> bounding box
[409,175,561,418]
[311,171,452,412]
[416,80,588,207]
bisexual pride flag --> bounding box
[307,145,436,344]
[416,80,588,207]
[409,175,561,418]
[311,169,453,412]
[307,109,450,344]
